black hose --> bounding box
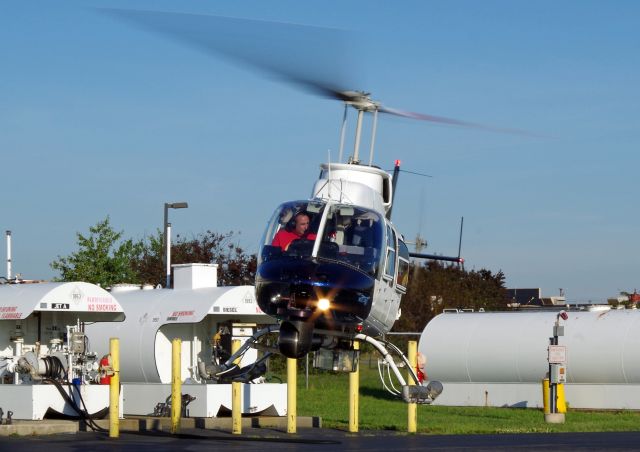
[41,356,65,379]
[70,381,107,432]
[43,379,84,417]
[44,356,51,377]
[43,378,106,432]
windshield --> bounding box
[259,200,326,263]
[259,201,384,276]
[316,204,384,276]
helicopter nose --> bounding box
[256,259,375,323]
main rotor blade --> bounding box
[379,105,537,136]
[101,8,356,100]
[102,9,538,137]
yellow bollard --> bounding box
[231,339,242,435]
[543,378,567,413]
[557,383,567,413]
[287,357,297,434]
[348,341,360,433]
[171,338,181,434]
[109,338,120,438]
[542,378,550,414]
[407,340,417,433]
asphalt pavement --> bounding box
[2,429,640,451]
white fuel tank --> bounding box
[419,309,640,384]
[86,284,275,384]
[0,282,125,420]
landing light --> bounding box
[317,298,330,311]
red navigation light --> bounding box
[356,324,363,332]
[394,159,401,167]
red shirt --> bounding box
[272,229,317,250]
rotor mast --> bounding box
[342,91,380,165]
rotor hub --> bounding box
[341,90,380,112]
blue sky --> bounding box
[1,1,638,302]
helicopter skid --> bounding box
[218,326,443,404]
[354,333,443,404]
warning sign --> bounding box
[548,345,567,364]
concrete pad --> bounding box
[79,418,141,432]
[252,416,321,429]
[0,416,321,436]
[0,420,78,436]
[194,416,321,430]
[544,413,566,424]
[121,416,197,431]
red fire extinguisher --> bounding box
[99,355,111,385]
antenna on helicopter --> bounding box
[386,159,402,219]
[387,159,463,265]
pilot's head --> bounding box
[294,212,310,237]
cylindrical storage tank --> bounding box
[86,285,274,383]
[419,310,640,384]
[110,284,141,293]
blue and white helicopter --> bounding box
[250,89,466,403]
[254,90,464,359]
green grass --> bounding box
[273,357,640,434]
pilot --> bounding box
[272,211,317,250]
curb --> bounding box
[1,416,321,436]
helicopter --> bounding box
[254,90,464,362]
[105,9,509,403]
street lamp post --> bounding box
[163,202,188,288]
[5,231,11,280]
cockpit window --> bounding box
[259,200,325,263]
[384,224,396,279]
[259,201,384,277]
[396,238,410,290]
[316,204,384,276]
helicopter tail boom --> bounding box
[409,252,464,264]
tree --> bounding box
[50,217,143,286]
[51,219,257,288]
[393,261,507,333]
[131,230,256,287]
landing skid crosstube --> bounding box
[209,325,443,404]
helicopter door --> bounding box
[382,224,408,295]
[383,224,397,285]
[378,223,403,325]
[396,238,410,293]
